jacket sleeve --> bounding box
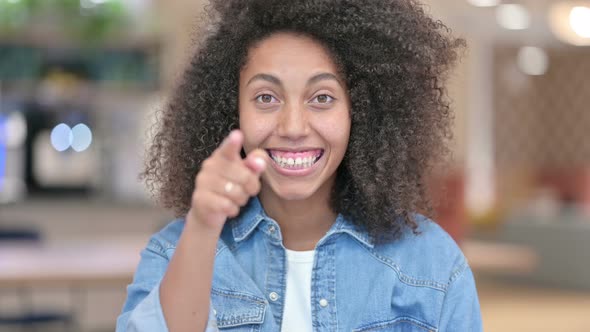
[438,264,483,331]
[116,237,219,332]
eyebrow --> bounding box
[246,72,343,88]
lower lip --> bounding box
[269,154,323,177]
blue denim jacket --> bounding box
[117,196,482,331]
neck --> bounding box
[258,177,337,251]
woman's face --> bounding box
[239,32,351,201]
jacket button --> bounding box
[269,292,279,301]
[269,225,276,233]
[319,298,328,307]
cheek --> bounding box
[317,119,350,152]
[239,113,275,151]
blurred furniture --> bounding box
[461,240,539,274]
[0,233,145,331]
[496,214,590,289]
[0,227,73,331]
[0,236,145,287]
[0,228,40,242]
[427,170,467,244]
[535,167,590,214]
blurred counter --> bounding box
[0,197,172,243]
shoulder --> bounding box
[370,214,468,291]
[145,218,232,257]
[144,218,186,256]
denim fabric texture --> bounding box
[116,196,482,332]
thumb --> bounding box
[244,149,269,175]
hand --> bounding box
[187,130,267,233]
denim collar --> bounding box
[229,196,375,249]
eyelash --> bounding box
[311,94,335,104]
[254,94,336,104]
[254,94,279,104]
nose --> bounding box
[277,102,309,140]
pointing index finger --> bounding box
[219,130,243,161]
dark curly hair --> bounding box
[142,0,464,244]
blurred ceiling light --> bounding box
[496,4,531,30]
[467,0,500,7]
[570,6,590,38]
[549,2,590,46]
[49,123,93,152]
[4,112,27,148]
[50,124,73,152]
[517,46,549,76]
[71,124,93,152]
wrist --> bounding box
[186,209,224,238]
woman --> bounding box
[117,0,481,331]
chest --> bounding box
[209,236,444,331]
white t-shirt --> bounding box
[280,248,315,332]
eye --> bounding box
[310,94,335,104]
[255,94,279,104]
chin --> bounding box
[270,184,318,201]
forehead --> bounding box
[241,32,340,76]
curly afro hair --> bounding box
[142,0,464,244]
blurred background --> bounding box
[0,0,589,331]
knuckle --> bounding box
[234,171,248,186]
[221,196,231,207]
[216,199,229,214]
[238,193,249,206]
[225,202,239,217]
[230,205,240,217]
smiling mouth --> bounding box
[265,149,324,170]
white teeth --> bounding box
[269,152,321,169]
